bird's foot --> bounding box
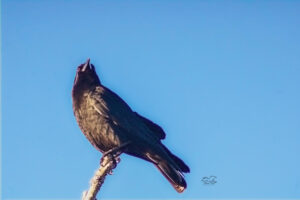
[100,151,121,168]
[100,142,130,172]
[100,153,118,165]
[99,153,121,175]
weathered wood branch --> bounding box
[81,155,119,200]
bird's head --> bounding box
[73,58,101,90]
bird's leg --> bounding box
[102,141,130,158]
[100,141,131,168]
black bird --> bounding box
[72,59,190,193]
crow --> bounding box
[72,59,190,193]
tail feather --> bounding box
[156,161,187,193]
[162,146,190,173]
[137,144,190,193]
[170,154,190,173]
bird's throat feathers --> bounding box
[72,70,101,109]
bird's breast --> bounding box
[73,96,121,152]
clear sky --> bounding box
[2,0,300,199]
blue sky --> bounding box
[2,0,300,199]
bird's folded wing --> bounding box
[88,86,165,141]
[134,112,166,140]
[88,86,134,124]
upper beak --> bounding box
[81,58,91,72]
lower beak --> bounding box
[81,58,90,72]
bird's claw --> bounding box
[100,152,121,168]
[101,143,128,166]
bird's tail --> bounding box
[163,146,190,173]
[156,160,187,193]
[146,146,190,193]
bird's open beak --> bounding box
[81,58,91,72]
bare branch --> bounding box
[82,155,118,200]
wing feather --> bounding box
[134,112,166,140]
[88,86,161,141]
